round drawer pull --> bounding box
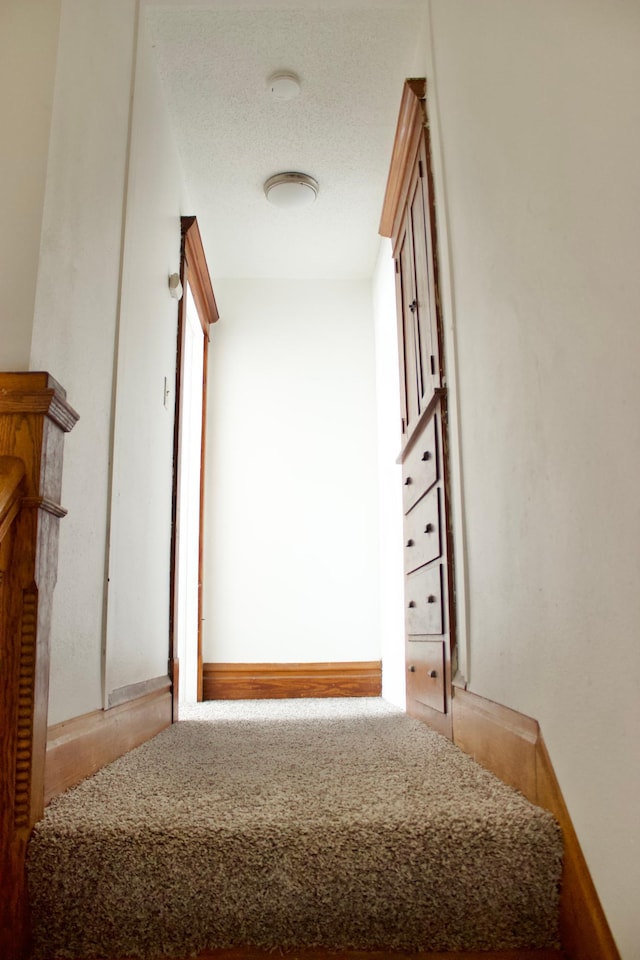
[428,669,438,679]
[421,451,431,461]
[406,538,414,547]
[424,523,434,534]
[408,600,416,608]
[404,476,412,486]
[409,665,416,673]
[427,594,436,604]
[409,299,417,313]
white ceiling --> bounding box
[146,0,424,280]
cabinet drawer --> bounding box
[406,563,444,635]
[404,486,441,574]
[406,641,445,713]
[402,414,438,513]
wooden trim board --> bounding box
[535,737,620,960]
[107,674,170,709]
[202,661,382,701]
[108,951,562,960]
[44,683,172,804]
[182,215,220,329]
[452,688,620,960]
[379,77,426,238]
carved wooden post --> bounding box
[0,373,78,960]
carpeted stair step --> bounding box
[27,699,563,958]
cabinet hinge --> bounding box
[430,355,436,376]
[418,159,424,178]
[401,416,406,434]
[395,259,399,274]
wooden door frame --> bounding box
[169,216,219,718]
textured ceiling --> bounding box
[146,0,424,280]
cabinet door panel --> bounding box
[402,412,438,513]
[406,640,446,713]
[395,223,420,436]
[406,563,444,636]
[408,166,435,406]
[404,486,441,574]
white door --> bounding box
[175,283,205,703]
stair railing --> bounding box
[0,373,78,960]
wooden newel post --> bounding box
[0,373,79,960]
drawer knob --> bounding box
[421,451,431,461]
[409,665,416,672]
[424,523,434,534]
[427,594,436,604]
[404,476,412,486]
[408,600,416,608]
[406,538,414,547]
[409,299,417,313]
[428,669,438,679]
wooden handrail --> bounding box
[0,373,78,960]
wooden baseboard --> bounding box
[202,661,382,700]
[44,681,172,803]
[452,688,620,960]
[452,687,539,799]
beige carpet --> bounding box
[27,698,562,958]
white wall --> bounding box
[29,0,190,720]
[424,1,640,955]
[30,0,138,723]
[104,11,190,699]
[203,278,380,666]
[0,0,61,369]
[372,240,405,707]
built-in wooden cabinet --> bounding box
[381,79,455,738]
[395,136,443,440]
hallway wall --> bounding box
[28,0,189,722]
[30,0,138,723]
[103,10,190,702]
[202,278,380,667]
[422,1,640,955]
[0,0,61,369]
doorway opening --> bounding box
[169,216,219,715]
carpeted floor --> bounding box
[27,698,562,958]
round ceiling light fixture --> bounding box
[268,71,301,101]
[264,172,319,210]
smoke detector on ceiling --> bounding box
[268,71,301,101]
[264,172,319,210]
